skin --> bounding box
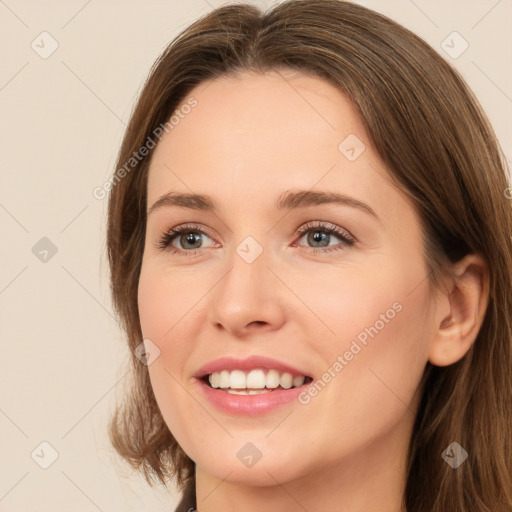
[137,69,489,511]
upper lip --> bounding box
[195,355,312,379]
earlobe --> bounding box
[428,254,490,367]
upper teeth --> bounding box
[208,369,306,390]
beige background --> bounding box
[1,0,510,510]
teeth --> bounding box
[230,369,246,389]
[293,375,305,387]
[210,372,220,388]
[219,370,230,388]
[246,369,266,389]
[207,368,308,390]
[280,372,293,389]
[266,369,280,389]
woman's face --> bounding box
[138,70,438,487]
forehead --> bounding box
[173,70,366,145]
[144,70,421,251]
[146,70,376,196]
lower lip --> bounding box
[196,378,306,416]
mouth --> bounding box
[200,368,314,395]
[194,355,315,414]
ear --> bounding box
[428,254,490,367]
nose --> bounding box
[207,243,287,337]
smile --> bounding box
[194,355,314,415]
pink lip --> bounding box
[196,381,306,416]
[194,355,311,378]
[193,355,312,416]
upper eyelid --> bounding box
[170,223,216,240]
[163,221,354,247]
[297,220,354,237]
[165,222,347,237]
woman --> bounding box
[106,1,512,510]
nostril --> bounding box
[249,321,266,327]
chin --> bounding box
[189,435,318,488]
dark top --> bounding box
[174,481,196,512]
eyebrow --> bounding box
[147,189,378,220]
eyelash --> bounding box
[155,221,356,256]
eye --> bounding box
[155,221,356,256]
[155,223,216,256]
[294,221,356,253]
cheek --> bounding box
[297,258,433,422]
[290,294,433,469]
[137,265,198,393]
[137,272,164,339]
[137,261,211,419]
[288,257,428,355]
[316,281,432,435]
[137,261,203,341]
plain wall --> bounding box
[1,0,510,510]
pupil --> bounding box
[182,232,201,249]
[309,230,329,247]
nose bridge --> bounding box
[207,234,286,334]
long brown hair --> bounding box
[106,1,512,510]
